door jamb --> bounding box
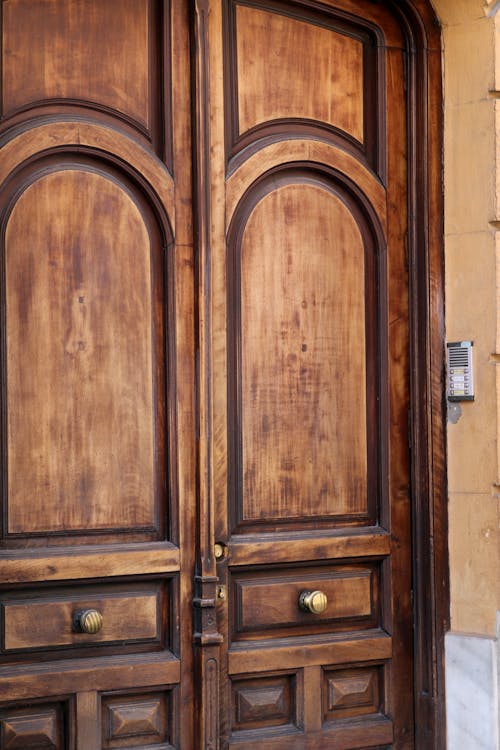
[391,2,448,747]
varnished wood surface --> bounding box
[0,543,179,583]
[235,4,364,142]
[0,1,446,747]
[227,717,393,749]
[76,691,100,750]
[0,652,180,702]
[6,168,158,536]
[238,181,368,523]
[0,703,65,750]
[228,529,390,566]
[228,632,392,674]
[3,0,151,128]
[0,122,175,217]
[0,1,190,746]
[102,690,170,748]
[4,589,160,651]
[231,566,374,636]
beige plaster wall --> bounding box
[431,0,500,636]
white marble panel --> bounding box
[446,630,499,749]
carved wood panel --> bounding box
[231,673,297,733]
[1,580,168,659]
[227,170,382,532]
[0,703,65,749]
[102,690,173,748]
[1,0,172,159]
[323,665,383,721]
[230,564,378,639]
[4,165,165,542]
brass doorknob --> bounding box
[75,609,103,634]
[299,590,328,614]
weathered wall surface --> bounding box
[431,0,500,745]
[433,0,499,637]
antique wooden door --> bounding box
[0,1,443,749]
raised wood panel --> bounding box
[2,582,164,653]
[229,174,380,530]
[235,5,363,141]
[0,704,64,749]
[232,674,296,732]
[1,0,163,141]
[102,691,169,748]
[4,166,165,540]
[323,666,382,721]
[231,565,377,640]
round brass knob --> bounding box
[76,609,103,634]
[299,590,328,615]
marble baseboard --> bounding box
[445,627,500,749]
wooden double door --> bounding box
[0,1,444,748]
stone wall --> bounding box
[432,0,500,745]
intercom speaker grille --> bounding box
[447,341,474,401]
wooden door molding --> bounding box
[387,2,448,747]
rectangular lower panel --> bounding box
[231,671,300,736]
[231,563,378,641]
[0,579,168,659]
[323,664,384,721]
[0,699,68,749]
[102,687,177,749]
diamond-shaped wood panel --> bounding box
[102,692,169,748]
[0,705,62,749]
[232,674,296,732]
[323,666,382,721]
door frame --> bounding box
[190,0,448,747]
[388,2,448,748]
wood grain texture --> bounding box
[5,168,159,535]
[228,632,392,674]
[3,589,161,651]
[2,0,150,128]
[228,529,390,566]
[76,691,100,750]
[0,123,175,219]
[231,565,375,638]
[0,704,63,749]
[102,691,168,748]
[0,1,446,747]
[323,666,381,720]
[232,674,295,731]
[0,652,180,703]
[237,181,368,523]
[0,543,179,584]
[226,140,387,226]
[226,716,393,749]
[235,5,363,142]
